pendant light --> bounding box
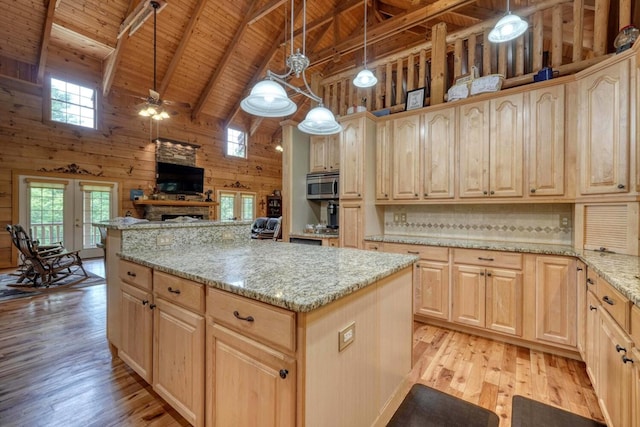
[138,1,170,120]
[353,0,377,88]
[488,0,529,43]
[240,0,342,135]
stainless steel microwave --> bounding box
[306,172,339,200]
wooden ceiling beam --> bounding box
[36,0,58,84]
[192,0,262,120]
[309,0,476,66]
[158,0,208,97]
[291,0,362,38]
[248,0,288,25]
[103,0,138,97]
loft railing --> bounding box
[319,0,630,115]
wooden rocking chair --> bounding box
[6,224,89,288]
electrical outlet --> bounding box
[157,233,173,246]
[338,322,356,352]
[222,231,233,240]
[393,212,400,222]
[400,213,407,223]
[559,214,571,228]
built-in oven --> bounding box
[306,172,339,200]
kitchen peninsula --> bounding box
[98,220,417,427]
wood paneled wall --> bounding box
[0,45,282,268]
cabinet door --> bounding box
[585,291,600,390]
[327,133,340,171]
[534,256,577,346]
[578,59,630,195]
[415,260,449,320]
[452,264,485,328]
[485,268,522,336]
[528,85,565,196]
[340,118,364,199]
[576,262,587,358]
[423,108,455,199]
[153,298,205,427]
[339,202,362,249]
[458,101,490,198]
[598,309,633,427]
[207,322,295,427]
[309,136,328,173]
[119,282,153,383]
[392,114,421,199]
[376,120,392,200]
[489,93,524,197]
[632,347,640,427]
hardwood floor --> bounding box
[0,258,604,426]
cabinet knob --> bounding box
[384,193,388,197]
[142,300,149,306]
[414,193,418,197]
[622,355,634,364]
[490,190,495,195]
[617,184,625,189]
[233,310,255,322]
[486,272,492,277]
[149,303,156,310]
[483,191,488,195]
[577,267,583,271]
[589,305,597,311]
[279,369,289,379]
[586,278,594,285]
[530,188,536,193]
[168,287,181,295]
[424,193,428,197]
[615,344,627,353]
[480,272,485,276]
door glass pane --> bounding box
[241,194,254,221]
[83,189,111,248]
[220,194,236,220]
[29,186,64,245]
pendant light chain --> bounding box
[152,1,158,92]
[363,0,368,67]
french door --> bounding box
[18,175,119,258]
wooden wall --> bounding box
[0,45,282,268]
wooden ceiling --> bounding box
[0,0,605,136]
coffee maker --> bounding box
[327,201,339,229]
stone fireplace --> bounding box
[137,202,213,221]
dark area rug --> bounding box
[511,395,606,427]
[387,383,499,427]
[0,272,104,303]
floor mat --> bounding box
[511,395,606,427]
[387,383,499,427]
[0,271,104,302]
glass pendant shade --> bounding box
[138,104,169,120]
[298,105,342,135]
[353,69,378,88]
[488,12,528,43]
[240,79,298,117]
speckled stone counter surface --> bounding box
[366,234,640,307]
[118,240,416,312]
[289,232,339,240]
[94,219,252,230]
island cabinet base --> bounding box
[297,267,413,427]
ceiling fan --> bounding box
[136,1,189,120]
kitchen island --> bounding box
[99,220,417,427]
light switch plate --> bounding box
[338,322,356,352]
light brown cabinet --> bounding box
[340,117,365,200]
[532,256,577,347]
[422,108,455,199]
[339,202,363,249]
[585,290,600,389]
[119,281,153,383]
[577,57,630,196]
[392,114,421,200]
[632,346,640,427]
[527,84,566,197]
[375,120,391,200]
[309,134,339,173]
[458,100,489,198]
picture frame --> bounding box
[405,87,425,111]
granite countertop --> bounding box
[118,240,416,313]
[94,219,252,230]
[366,234,640,307]
[289,232,339,239]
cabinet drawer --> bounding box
[207,288,296,353]
[119,259,152,290]
[453,248,522,269]
[631,305,640,346]
[597,277,630,331]
[154,271,205,313]
[363,241,383,251]
[384,243,448,261]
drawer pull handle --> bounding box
[407,251,420,255]
[478,257,494,261]
[602,296,615,306]
[576,267,583,271]
[168,287,181,295]
[586,278,594,285]
[279,369,289,379]
[617,184,625,189]
[127,271,137,278]
[480,272,485,276]
[622,356,634,364]
[233,311,254,322]
[486,272,492,277]
[149,304,156,310]
[589,305,597,311]
[615,344,627,353]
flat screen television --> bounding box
[156,162,204,195]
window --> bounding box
[226,128,247,158]
[28,180,66,245]
[50,77,96,129]
[217,191,255,221]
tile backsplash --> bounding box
[384,204,573,245]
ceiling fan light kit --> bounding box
[353,0,377,88]
[488,0,528,43]
[241,0,342,135]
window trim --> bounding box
[225,127,248,159]
[216,190,256,221]
[44,73,101,131]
